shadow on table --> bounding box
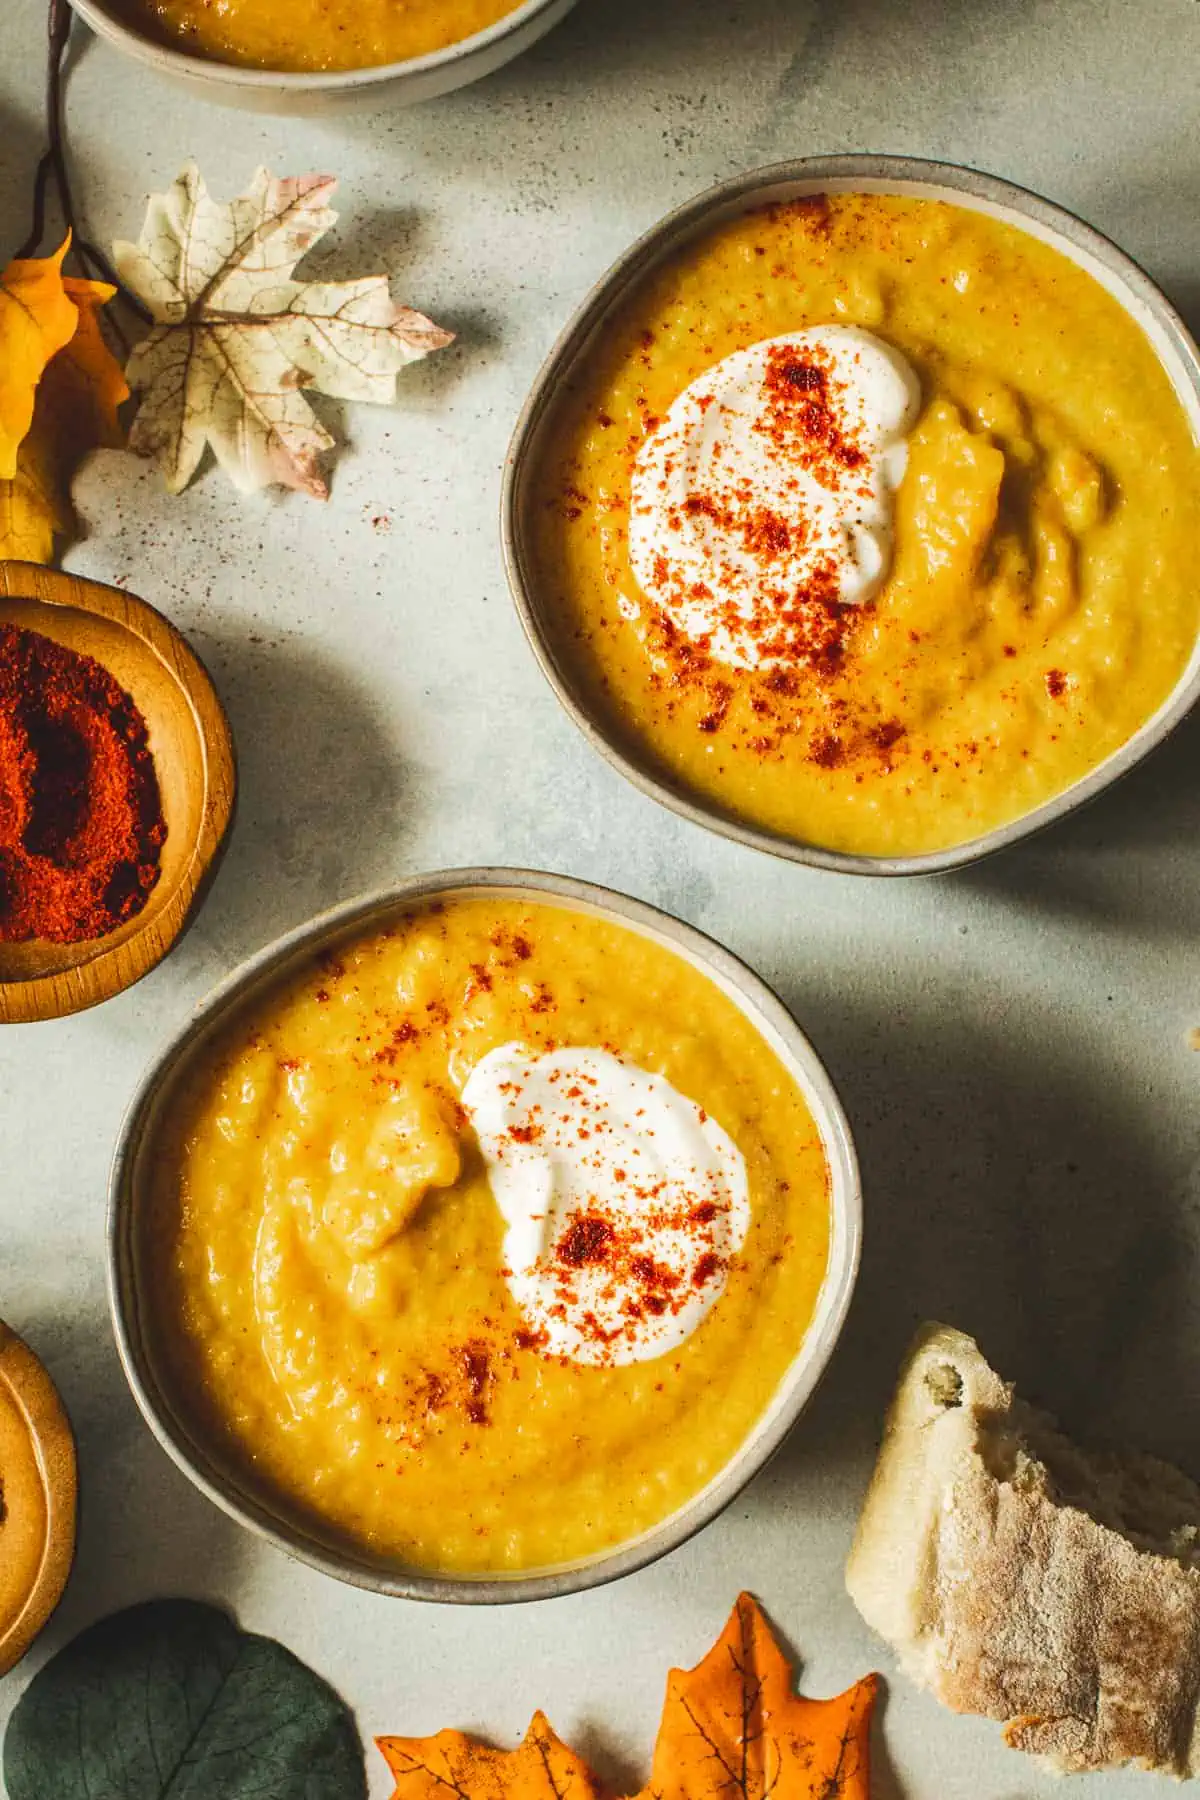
[0,95,47,257]
[753,944,1199,1515]
[459,0,1053,140]
[301,204,500,389]
[956,705,1200,945]
[480,0,808,86]
[332,0,821,177]
[571,1722,645,1797]
[510,0,1044,84]
[13,1297,252,1648]
[177,627,419,968]
[1167,277,1200,342]
[1074,160,1200,343]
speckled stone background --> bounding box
[2,0,1200,1792]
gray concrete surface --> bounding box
[2,1,1199,1793]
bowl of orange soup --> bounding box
[109,868,860,1601]
[504,157,1200,874]
[69,0,578,110]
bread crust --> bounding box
[845,1324,1200,1776]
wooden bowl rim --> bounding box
[0,561,237,1023]
[0,1320,78,1676]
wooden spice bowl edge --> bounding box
[0,1320,78,1677]
[0,562,238,1024]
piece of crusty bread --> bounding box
[846,1324,1200,1777]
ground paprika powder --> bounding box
[0,624,167,944]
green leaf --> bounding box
[3,1598,367,1800]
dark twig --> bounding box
[16,0,151,323]
[20,151,55,263]
[16,0,76,259]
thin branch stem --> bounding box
[19,151,55,261]
[16,0,72,259]
[45,0,76,242]
[15,0,151,322]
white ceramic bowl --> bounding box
[109,867,861,1602]
[69,0,579,112]
[503,156,1200,876]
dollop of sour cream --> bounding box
[462,1044,750,1366]
[628,326,921,670]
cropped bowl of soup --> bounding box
[70,0,579,112]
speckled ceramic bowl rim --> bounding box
[68,0,575,97]
[108,866,861,1604]
[502,155,1200,877]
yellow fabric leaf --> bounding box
[0,237,78,480]
[59,277,131,446]
[377,1596,879,1800]
[0,278,128,563]
[0,411,65,562]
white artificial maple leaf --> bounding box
[112,163,454,498]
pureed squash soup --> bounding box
[139,895,832,1574]
[111,0,522,71]
[528,193,1200,858]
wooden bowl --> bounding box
[0,1321,77,1675]
[0,562,237,1024]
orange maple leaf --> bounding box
[380,1709,604,1800]
[0,237,79,479]
[641,1594,877,1800]
[378,1596,878,1800]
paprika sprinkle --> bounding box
[0,625,166,944]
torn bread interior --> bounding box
[846,1323,1200,1777]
